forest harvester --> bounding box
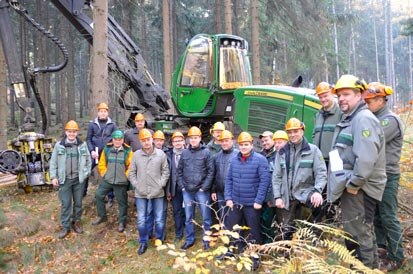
[0,0,321,192]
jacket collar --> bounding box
[373,104,389,117]
[61,136,83,146]
[93,117,113,125]
[343,100,367,122]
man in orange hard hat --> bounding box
[165,131,187,242]
[272,118,327,240]
[178,126,214,251]
[124,113,147,152]
[364,82,405,271]
[207,122,226,156]
[223,131,270,270]
[128,128,170,255]
[50,120,92,239]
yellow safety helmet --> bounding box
[97,102,109,110]
[65,120,79,131]
[364,82,393,100]
[210,121,226,134]
[134,113,145,121]
[171,131,184,140]
[333,74,367,94]
[139,128,152,140]
[237,132,253,143]
[218,130,234,141]
[315,82,332,95]
[273,130,289,141]
[285,118,305,131]
[153,130,165,140]
[188,126,202,137]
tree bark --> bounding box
[162,0,171,91]
[215,0,222,34]
[90,0,109,116]
[67,27,75,121]
[0,43,8,149]
[332,0,340,79]
[251,0,260,84]
[372,0,380,81]
[224,0,232,34]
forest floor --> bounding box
[1,115,413,273]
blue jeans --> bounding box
[136,197,166,244]
[183,190,212,244]
[171,189,186,239]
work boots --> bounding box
[58,228,70,239]
[72,221,83,233]
[92,216,108,225]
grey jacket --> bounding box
[328,101,386,202]
[128,147,170,199]
[272,138,327,210]
[312,102,342,160]
[374,105,403,174]
[124,127,142,152]
[50,138,92,185]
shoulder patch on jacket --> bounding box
[362,129,371,138]
[381,118,389,127]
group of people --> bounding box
[49,74,405,271]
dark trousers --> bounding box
[341,190,378,268]
[59,177,84,230]
[374,173,404,262]
[95,181,128,224]
[260,203,276,243]
[276,199,323,240]
[171,189,186,239]
[227,204,262,245]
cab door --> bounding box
[176,36,213,115]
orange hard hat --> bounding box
[188,126,202,137]
[364,82,393,100]
[218,130,234,141]
[171,131,184,140]
[97,102,109,110]
[139,128,152,140]
[134,113,145,121]
[285,118,305,131]
[237,132,253,143]
[315,82,332,95]
[65,120,79,131]
[153,130,165,140]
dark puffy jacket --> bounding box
[212,147,239,194]
[177,144,215,193]
[86,117,117,153]
[225,151,270,206]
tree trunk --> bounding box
[224,0,232,34]
[332,0,340,79]
[90,0,109,116]
[409,35,413,101]
[215,0,222,34]
[0,43,8,149]
[251,0,260,84]
[162,0,171,92]
[372,0,380,81]
[67,27,75,121]
[348,0,357,74]
[383,0,394,106]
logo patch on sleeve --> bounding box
[381,119,389,127]
[362,129,371,138]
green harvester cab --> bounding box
[170,34,252,119]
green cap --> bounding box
[111,130,124,139]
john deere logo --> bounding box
[362,129,371,138]
[381,119,389,127]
